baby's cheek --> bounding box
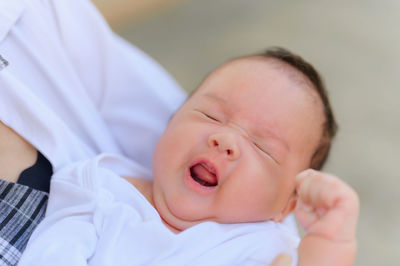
[258,165,293,211]
[245,161,278,200]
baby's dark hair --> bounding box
[259,47,337,170]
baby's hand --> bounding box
[295,169,359,266]
[295,169,359,242]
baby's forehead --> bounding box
[228,56,314,89]
[200,56,321,103]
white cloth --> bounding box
[19,154,299,266]
[0,0,186,174]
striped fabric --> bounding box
[0,180,48,266]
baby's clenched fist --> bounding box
[295,169,359,266]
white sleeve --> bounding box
[244,232,298,266]
[18,166,100,266]
[49,0,187,169]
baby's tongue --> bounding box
[191,164,217,185]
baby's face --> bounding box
[153,57,325,231]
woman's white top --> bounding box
[0,0,186,174]
[19,154,299,266]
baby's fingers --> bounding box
[295,169,342,209]
[296,170,359,212]
[295,169,360,240]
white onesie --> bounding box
[18,154,299,266]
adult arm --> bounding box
[49,0,187,169]
[1,0,186,171]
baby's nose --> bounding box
[208,133,240,160]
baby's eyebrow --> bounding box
[202,93,233,115]
[203,93,228,105]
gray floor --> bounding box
[115,1,400,265]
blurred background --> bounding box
[93,1,399,265]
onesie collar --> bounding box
[0,0,27,42]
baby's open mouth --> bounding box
[189,162,218,187]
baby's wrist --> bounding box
[307,229,357,244]
[298,234,356,266]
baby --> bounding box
[18,48,359,266]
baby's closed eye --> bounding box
[196,109,222,123]
[252,142,280,165]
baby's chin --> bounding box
[155,201,273,233]
[161,216,200,233]
[153,198,220,233]
[151,188,278,232]
[161,213,274,234]
[156,204,207,233]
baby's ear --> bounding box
[272,192,298,222]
